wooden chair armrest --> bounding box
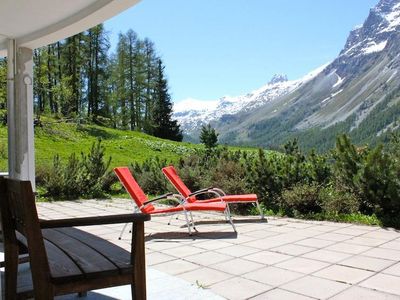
[39,213,150,228]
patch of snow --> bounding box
[333,74,345,88]
[174,98,218,113]
[380,2,400,33]
[361,40,387,54]
[321,88,344,104]
[299,62,330,81]
[331,89,343,98]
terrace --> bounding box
[1,1,400,299]
[5,198,397,299]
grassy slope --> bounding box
[0,117,256,170]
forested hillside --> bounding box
[0,25,182,141]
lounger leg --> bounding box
[118,222,129,240]
[168,214,174,225]
[183,210,192,235]
[225,206,237,232]
[189,212,197,231]
[256,201,265,220]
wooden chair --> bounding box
[0,177,150,299]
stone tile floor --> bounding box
[35,198,400,300]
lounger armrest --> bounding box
[188,187,214,197]
[210,188,226,196]
[143,192,174,205]
[186,189,224,202]
[39,213,150,228]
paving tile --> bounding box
[161,245,205,258]
[227,234,258,244]
[282,276,349,299]
[177,267,233,286]
[339,255,394,272]
[146,252,177,266]
[347,236,387,247]
[314,264,374,284]
[322,221,352,228]
[245,250,293,265]
[195,240,232,250]
[210,277,272,300]
[243,266,304,286]
[362,230,400,240]
[152,259,200,275]
[245,238,288,250]
[145,241,182,251]
[184,251,233,266]
[270,244,316,256]
[214,244,259,257]
[325,242,371,254]
[285,222,314,229]
[295,238,336,248]
[360,273,400,296]
[310,225,339,232]
[333,227,372,236]
[302,249,351,263]
[266,226,295,233]
[362,247,400,261]
[250,288,314,300]
[293,228,326,237]
[210,257,264,275]
[275,257,329,274]
[316,232,351,242]
[379,240,400,251]
[383,262,400,276]
[330,286,400,300]
[242,229,281,238]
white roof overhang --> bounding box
[0,0,140,57]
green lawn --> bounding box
[0,117,257,170]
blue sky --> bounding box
[105,0,378,103]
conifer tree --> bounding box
[200,124,219,149]
[151,59,182,141]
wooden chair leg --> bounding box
[78,291,88,297]
[132,222,146,300]
[4,241,19,300]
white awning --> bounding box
[0,0,140,56]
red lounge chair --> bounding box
[162,165,265,219]
[114,167,236,236]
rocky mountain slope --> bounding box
[175,0,400,150]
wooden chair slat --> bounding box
[42,229,119,278]
[53,227,132,274]
[43,238,85,282]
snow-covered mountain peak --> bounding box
[174,63,328,134]
[269,74,288,84]
[340,0,399,59]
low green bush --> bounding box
[40,139,111,199]
[279,183,322,216]
[319,185,360,215]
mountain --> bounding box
[174,67,327,135]
[175,0,400,151]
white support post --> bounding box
[7,41,36,190]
